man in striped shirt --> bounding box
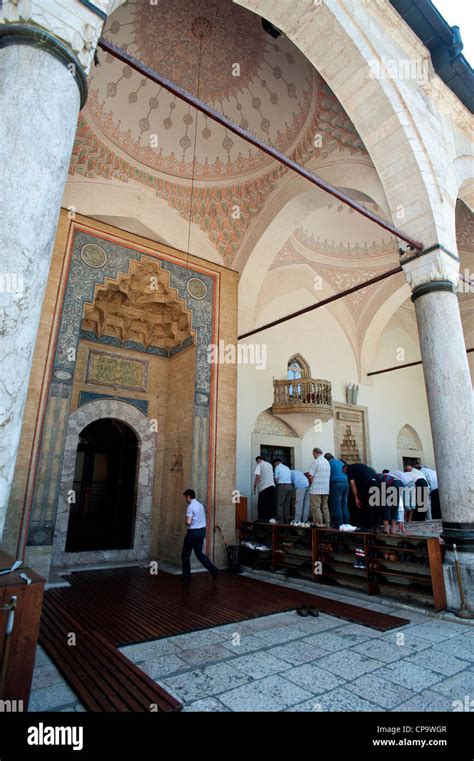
[308,448,330,527]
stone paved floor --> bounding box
[29,573,474,713]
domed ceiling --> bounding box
[70,0,368,263]
[88,0,319,180]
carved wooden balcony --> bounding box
[272,378,333,429]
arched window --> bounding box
[287,354,310,381]
[287,355,310,398]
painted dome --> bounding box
[86,0,329,180]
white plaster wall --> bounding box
[236,308,435,505]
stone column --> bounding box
[0,1,120,540]
[404,246,474,609]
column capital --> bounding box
[0,23,88,108]
[402,243,460,295]
[0,0,124,74]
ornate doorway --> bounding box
[65,419,139,552]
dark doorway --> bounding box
[259,445,294,469]
[65,419,139,552]
[402,456,421,469]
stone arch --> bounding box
[397,423,424,469]
[359,278,411,379]
[233,0,443,247]
[51,399,156,570]
[238,161,392,333]
[253,407,298,437]
[64,178,222,264]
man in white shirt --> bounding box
[308,448,330,527]
[253,456,275,521]
[181,489,218,582]
[405,465,429,521]
[273,458,292,524]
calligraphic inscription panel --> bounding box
[86,350,148,392]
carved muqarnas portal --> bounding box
[82,259,194,350]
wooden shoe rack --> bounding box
[239,523,446,610]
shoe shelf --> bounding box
[239,523,446,610]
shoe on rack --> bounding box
[269,518,277,524]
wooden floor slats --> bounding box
[38,568,409,712]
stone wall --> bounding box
[4,211,238,578]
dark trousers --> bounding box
[413,478,429,521]
[431,489,441,519]
[181,528,217,579]
[257,485,275,521]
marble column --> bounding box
[404,246,474,609]
[0,27,87,539]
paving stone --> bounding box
[373,661,443,692]
[167,630,226,650]
[33,646,55,669]
[29,683,78,712]
[31,664,65,690]
[316,650,383,680]
[230,651,292,679]
[393,689,462,712]
[380,631,433,652]
[218,674,313,712]
[119,638,181,662]
[429,670,474,700]
[220,633,270,655]
[345,673,416,709]
[302,630,370,652]
[351,638,418,663]
[250,625,303,645]
[209,623,256,637]
[139,654,189,679]
[405,648,470,677]
[240,613,294,631]
[178,644,235,668]
[182,697,230,712]
[269,640,332,665]
[433,636,474,662]
[300,687,380,712]
[335,623,386,639]
[161,662,252,702]
[282,662,346,694]
[293,614,345,634]
[404,622,466,643]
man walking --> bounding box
[273,457,292,524]
[308,448,330,527]
[181,489,218,582]
[253,455,275,521]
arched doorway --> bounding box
[65,419,139,552]
[397,424,424,470]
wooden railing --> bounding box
[272,378,333,410]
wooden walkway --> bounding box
[39,568,408,711]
